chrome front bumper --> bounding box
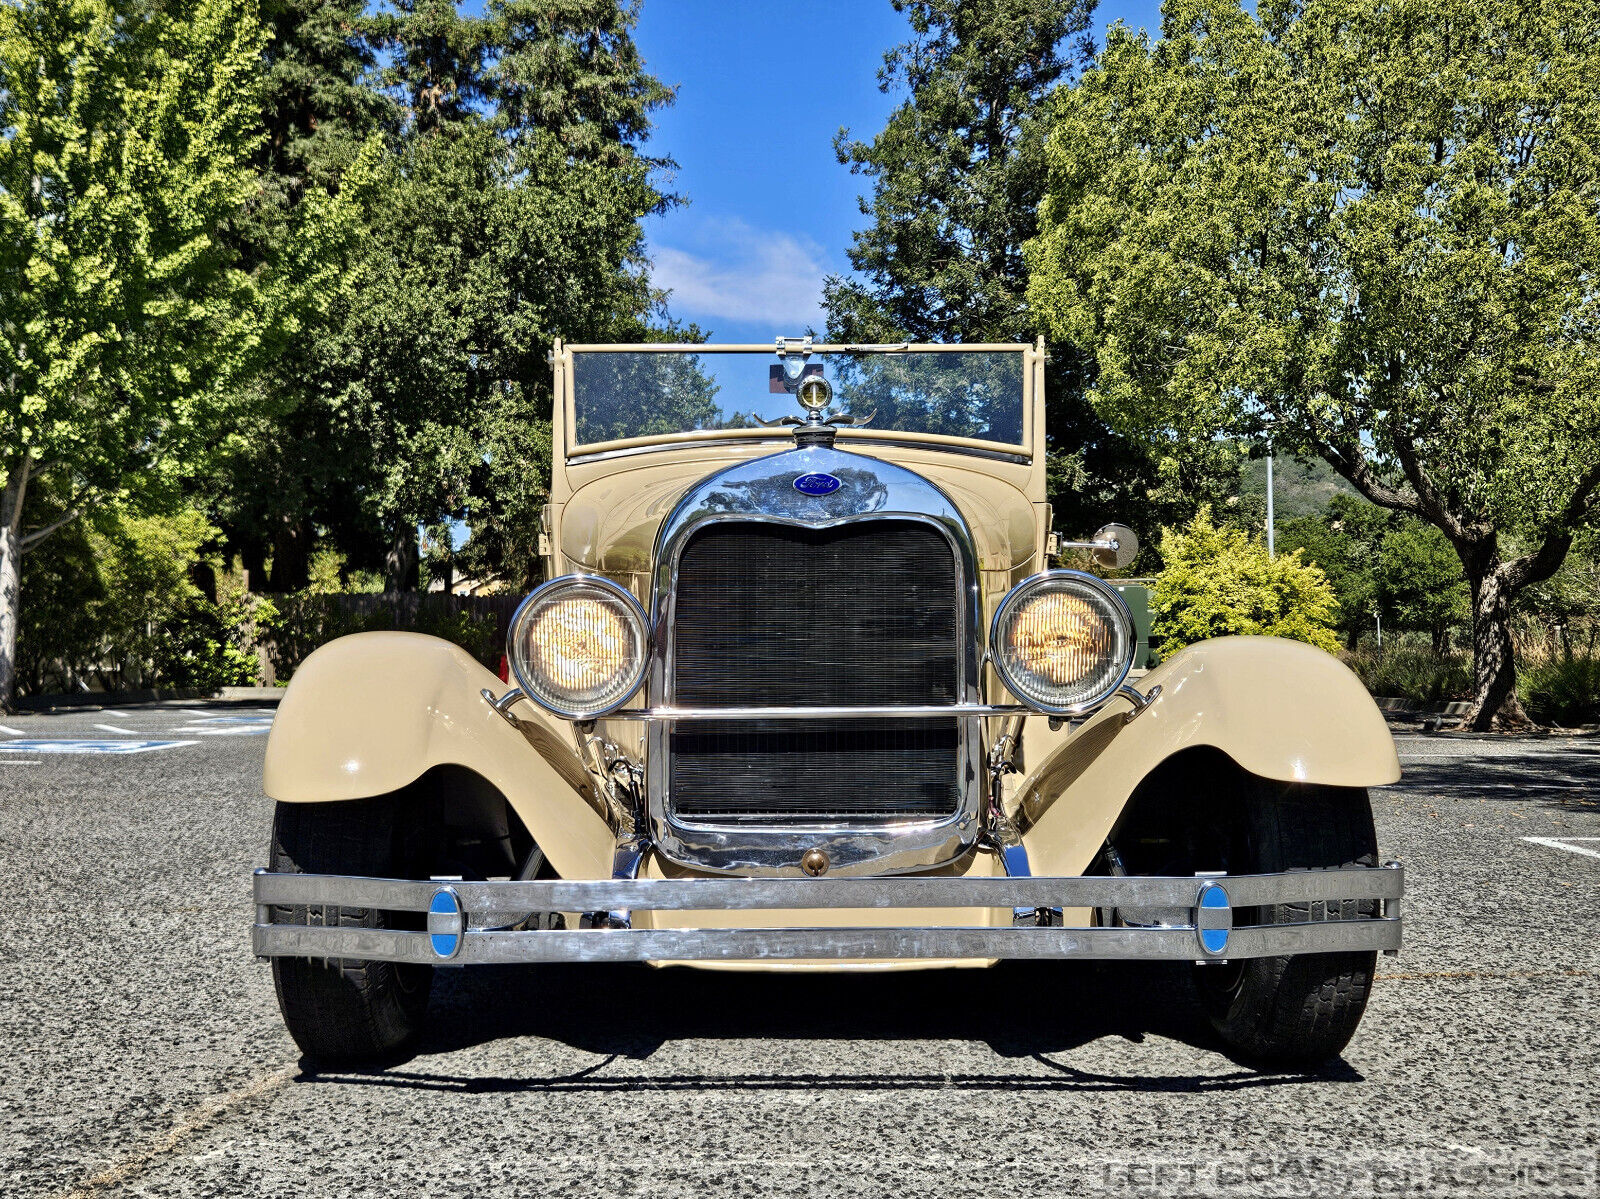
[252,863,1403,965]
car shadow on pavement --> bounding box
[1394,747,1600,814]
[294,961,1363,1094]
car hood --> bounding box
[560,443,1039,577]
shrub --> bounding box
[1344,646,1472,703]
[1519,655,1600,728]
[261,593,498,684]
[1151,508,1341,658]
[18,507,267,694]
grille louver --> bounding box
[668,521,961,823]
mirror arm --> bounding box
[1056,537,1121,555]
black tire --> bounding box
[1195,777,1379,1066]
[269,798,433,1062]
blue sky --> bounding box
[633,0,1166,345]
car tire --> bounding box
[1194,777,1379,1067]
[269,797,433,1062]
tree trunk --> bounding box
[240,539,267,594]
[1461,546,1530,732]
[0,455,32,713]
[267,518,312,592]
[384,519,418,593]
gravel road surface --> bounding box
[2,706,1597,1197]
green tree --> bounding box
[827,0,1095,343]
[1027,0,1600,728]
[1,0,269,708]
[376,0,488,133]
[1279,492,1468,652]
[1152,507,1340,656]
[1377,522,1469,655]
[486,0,676,172]
[18,504,263,694]
[280,120,671,592]
[235,0,678,595]
[826,0,1238,560]
[211,0,394,592]
[1276,509,1374,648]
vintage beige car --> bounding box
[254,339,1403,1066]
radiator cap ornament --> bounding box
[793,472,841,496]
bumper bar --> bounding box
[252,863,1403,964]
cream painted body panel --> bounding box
[556,439,1047,603]
[264,632,616,882]
[1009,635,1401,879]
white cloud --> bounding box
[651,217,828,333]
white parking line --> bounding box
[0,759,39,764]
[101,709,130,717]
[0,724,22,735]
[94,723,138,735]
[0,739,198,755]
[1522,837,1600,862]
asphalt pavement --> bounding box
[1,706,1597,1197]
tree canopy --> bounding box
[210,0,677,594]
[823,0,1239,563]
[0,0,360,706]
[1027,0,1600,727]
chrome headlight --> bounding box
[990,570,1135,715]
[507,575,648,720]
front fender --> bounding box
[1014,636,1399,877]
[263,631,614,880]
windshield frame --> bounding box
[557,341,1043,463]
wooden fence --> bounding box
[253,592,522,685]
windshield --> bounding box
[570,348,1026,449]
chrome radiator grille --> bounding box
[668,521,961,822]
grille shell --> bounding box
[667,520,962,823]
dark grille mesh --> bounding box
[669,521,961,822]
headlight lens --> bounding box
[507,575,648,719]
[991,571,1135,715]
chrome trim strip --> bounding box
[253,863,1405,913]
[605,704,1032,721]
[564,341,1035,354]
[832,433,1031,465]
[567,437,790,466]
[564,433,1033,468]
[254,916,1401,965]
[645,442,988,877]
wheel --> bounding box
[269,797,433,1062]
[1195,776,1379,1066]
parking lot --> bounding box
[1,704,1597,1197]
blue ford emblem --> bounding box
[1196,882,1232,956]
[428,887,464,960]
[793,472,841,496]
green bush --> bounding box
[18,507,267,694]
[1519,655,1600,728]
[262,594,498,684]
[1151,508,1341,658]
[1344,647,1472,703]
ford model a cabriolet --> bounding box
[254,339,1403,1065]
